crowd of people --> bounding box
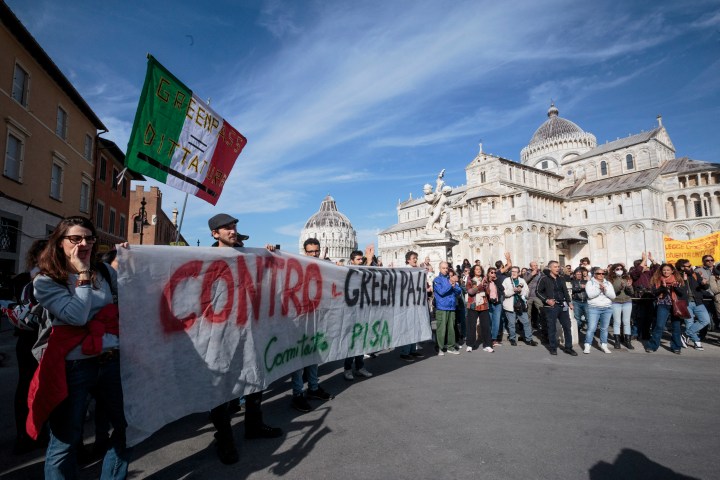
[424,252,718,357]
[3,213,718,478]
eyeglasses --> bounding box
[63,235,97,244]
[595,272,606,276]
[704,259,714,263]
[305,249,321,256]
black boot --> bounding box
[624,334,635,350]
[613,334,621,349]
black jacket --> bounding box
[681,272,709,304]
[536,270,571,306]
[570,278,588,302]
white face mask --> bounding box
[615,269,623,275]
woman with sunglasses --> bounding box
[646,263,687,354]
[584,267,615,354]
[30,216,128,479]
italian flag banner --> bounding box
[125,55,246,205]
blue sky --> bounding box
[8,0,720,251]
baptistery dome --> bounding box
[299,195,358,261]
[520,103,597,169]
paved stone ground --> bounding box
[1,318,718,480]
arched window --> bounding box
[480,171,486,183]
[618,204,623,215]
[600,161,608,176]
[626,154,634,170]
[583,210,588,219]
[597,232,605,249]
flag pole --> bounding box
[175,192,188,244]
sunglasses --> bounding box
[595,272,606,276]
[63,235,97,244]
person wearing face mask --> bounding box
[609,263,634,350]
[584,267,616,354]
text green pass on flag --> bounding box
[125,55,246,205]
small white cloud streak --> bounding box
[274,223,304,238]
[217,0,698,171]
[355,228,382,250]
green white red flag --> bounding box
[125,55,246,205]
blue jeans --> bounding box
[612,302,633,335]
[45,355,128,480]
[489,302,502,339]
[291,365,319,396]
[685,302,711,343]
[343,355,364,371]
[573,301,588,329]
[504,309,533,341]
[585,305,613,345]
[647,304,683,351]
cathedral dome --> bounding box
[528,104,586,145]
[304,195,353,229]
[521,103,597,167]
[300,195,358,261]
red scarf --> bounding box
[26,304,119,439]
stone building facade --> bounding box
[299,195,358,262]
[379,104,719,269]
[1,3,105,280]
[128,185,187,246]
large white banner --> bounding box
[117,246,431,446]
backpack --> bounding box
[3,282,49,332]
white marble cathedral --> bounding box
[379,104,720,268]
[299,195,358,262]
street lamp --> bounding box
[135,196,149,245]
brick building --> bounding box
[128,185,188,246]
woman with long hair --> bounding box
[485,267,503,347]
[465,264,493,352]
[645,263,686,354]
[30,216,128,478]
[609,263,634,349]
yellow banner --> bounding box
[664,231,720,265]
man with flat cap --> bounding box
[207,213,282,465]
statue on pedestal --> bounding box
[423,169,452,234]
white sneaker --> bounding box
[447,348,460,355]
[355,368,373,378]
[438,350,445,356]
[483,346,494,353]
[694,342,704,351]
[583,343,591,354]
[343,370,354,381]
[600,343,612,354]
[466,346,473,352]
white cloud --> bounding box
[274,223,304,238]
